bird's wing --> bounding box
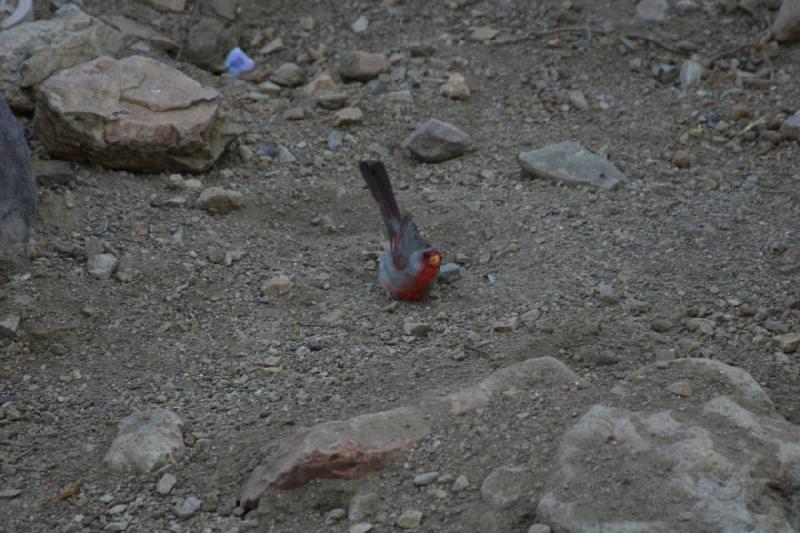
[391,216,429,271]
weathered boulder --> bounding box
[104,409,185,473]
[774,0,800,42]
[0,96,36,254]
[34,56,233,172]
[239,407,431,510]
[0,4,123,112]
[538,359,800,532]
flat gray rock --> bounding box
[518,141,625,190]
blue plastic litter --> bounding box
[224,48,255,77]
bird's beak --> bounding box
[429,254,441,268]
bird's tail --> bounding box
[359,160,401,238]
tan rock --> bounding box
[332,107,364,127]
[34,56,232,172]
[441,72,470,100]
[339,51,387,81]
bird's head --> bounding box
[422,249,441,270]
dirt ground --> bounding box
[2,0,799,531]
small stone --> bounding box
[672,150,691,168]
[0,315,21,336]
[283,107,305,121]
[207,248,225,264]
[636,0,668,22]
[108,504,128,515]
[774,0,800,42]
[183,178,203,191]
[780,112,800,141]
[299,16,315,31]
[774,333,800,353]
[350,524,373,533]
[270,63,306,88]
[567,90,589,111]
[174,496,202,520]
[481,466,526,508]
[317,91,349,110]
[763,320,789,334]
[679,60,702,87]
[327,508,346,522]
[651,319,673,333]
[104,409,184,472]
[437,263,461,283]
[351,16,368,33]
[493,317,519,332]
[259,81,282,97]
[403,321,431,336]
[595,283,618,304]
[730,105,752,121]
[260,37,283,55]
[667,381,692,397]
[687,317,715,336]
[327,131,343,150]
[0,489,21,499]
[469,26,499,42]
[304,72,337,96]
[332,107,364,127]
[413,472,439,486]
[403,118,471,163]
[441,73,470,100]
[396,510,423,529]
[260,275,294,297]
[103,522,129,532]
[452,475,469,492]
[385,90,412,103]
[196,187,244,215]
[157,473,177,495]
[340,51,387,81]
[349,492,379,522]
[521,309,541,325]
[528,525,552,533]
[88,254,119,280]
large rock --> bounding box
[0,96,36,254]
[402,118,471,163]
[105,15,179,52]
[0,4,123,112]
[34,56,233,173]
[537,359,800,532]
[518,141,625,190]
[239,407,431,510]
[104,409,185,473]
[774,0,800,42]
[448,357,581,415]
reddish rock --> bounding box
[239,407,430,509]
[448,357,580,415]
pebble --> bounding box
[567,90,589,111]
[403,321,431,336]
[351,16,368,33]
[396,510,423,529]
[780,112,800,140]
[260,275,294,297]
[349,492,379,522]
[651,319,673,333]
[763,320,789,334]
[87,254,119,280]
[0,489,21,499]
[339,51,387,81]
[403,118,471,163]
[774,333,800,354]
[528,525,552,533]
[595,283,618,304]
[174,496,202,520]
[636,0,668,22]
[327,131,343,150]
[468,26,499,42]
[672,150,691,168]
[493,316,519,332]
[413,472,439,486]
[667,381,692,397]
[679,60,702,87]
[730,105,752,121]
[326,508,346,522]
[332,107,364,127]
[441,73,470,100]
[686,317,715,336]
[270,62,306,87]
[0,315,20,336]
[157,473,177,495]
[437,262,461,283]
[452,475,469,492]
[317,91,349,110]
[103,522,129,532]
[350,524,373,533]
[283,107,305,121]
[299,16,315,31]
[196,187,244,215]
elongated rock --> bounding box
[518,141,625,190]
[239,407,431,510]
[0,96,36,254]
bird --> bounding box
[359,160,441,301]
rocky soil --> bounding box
[1,0,800,532]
